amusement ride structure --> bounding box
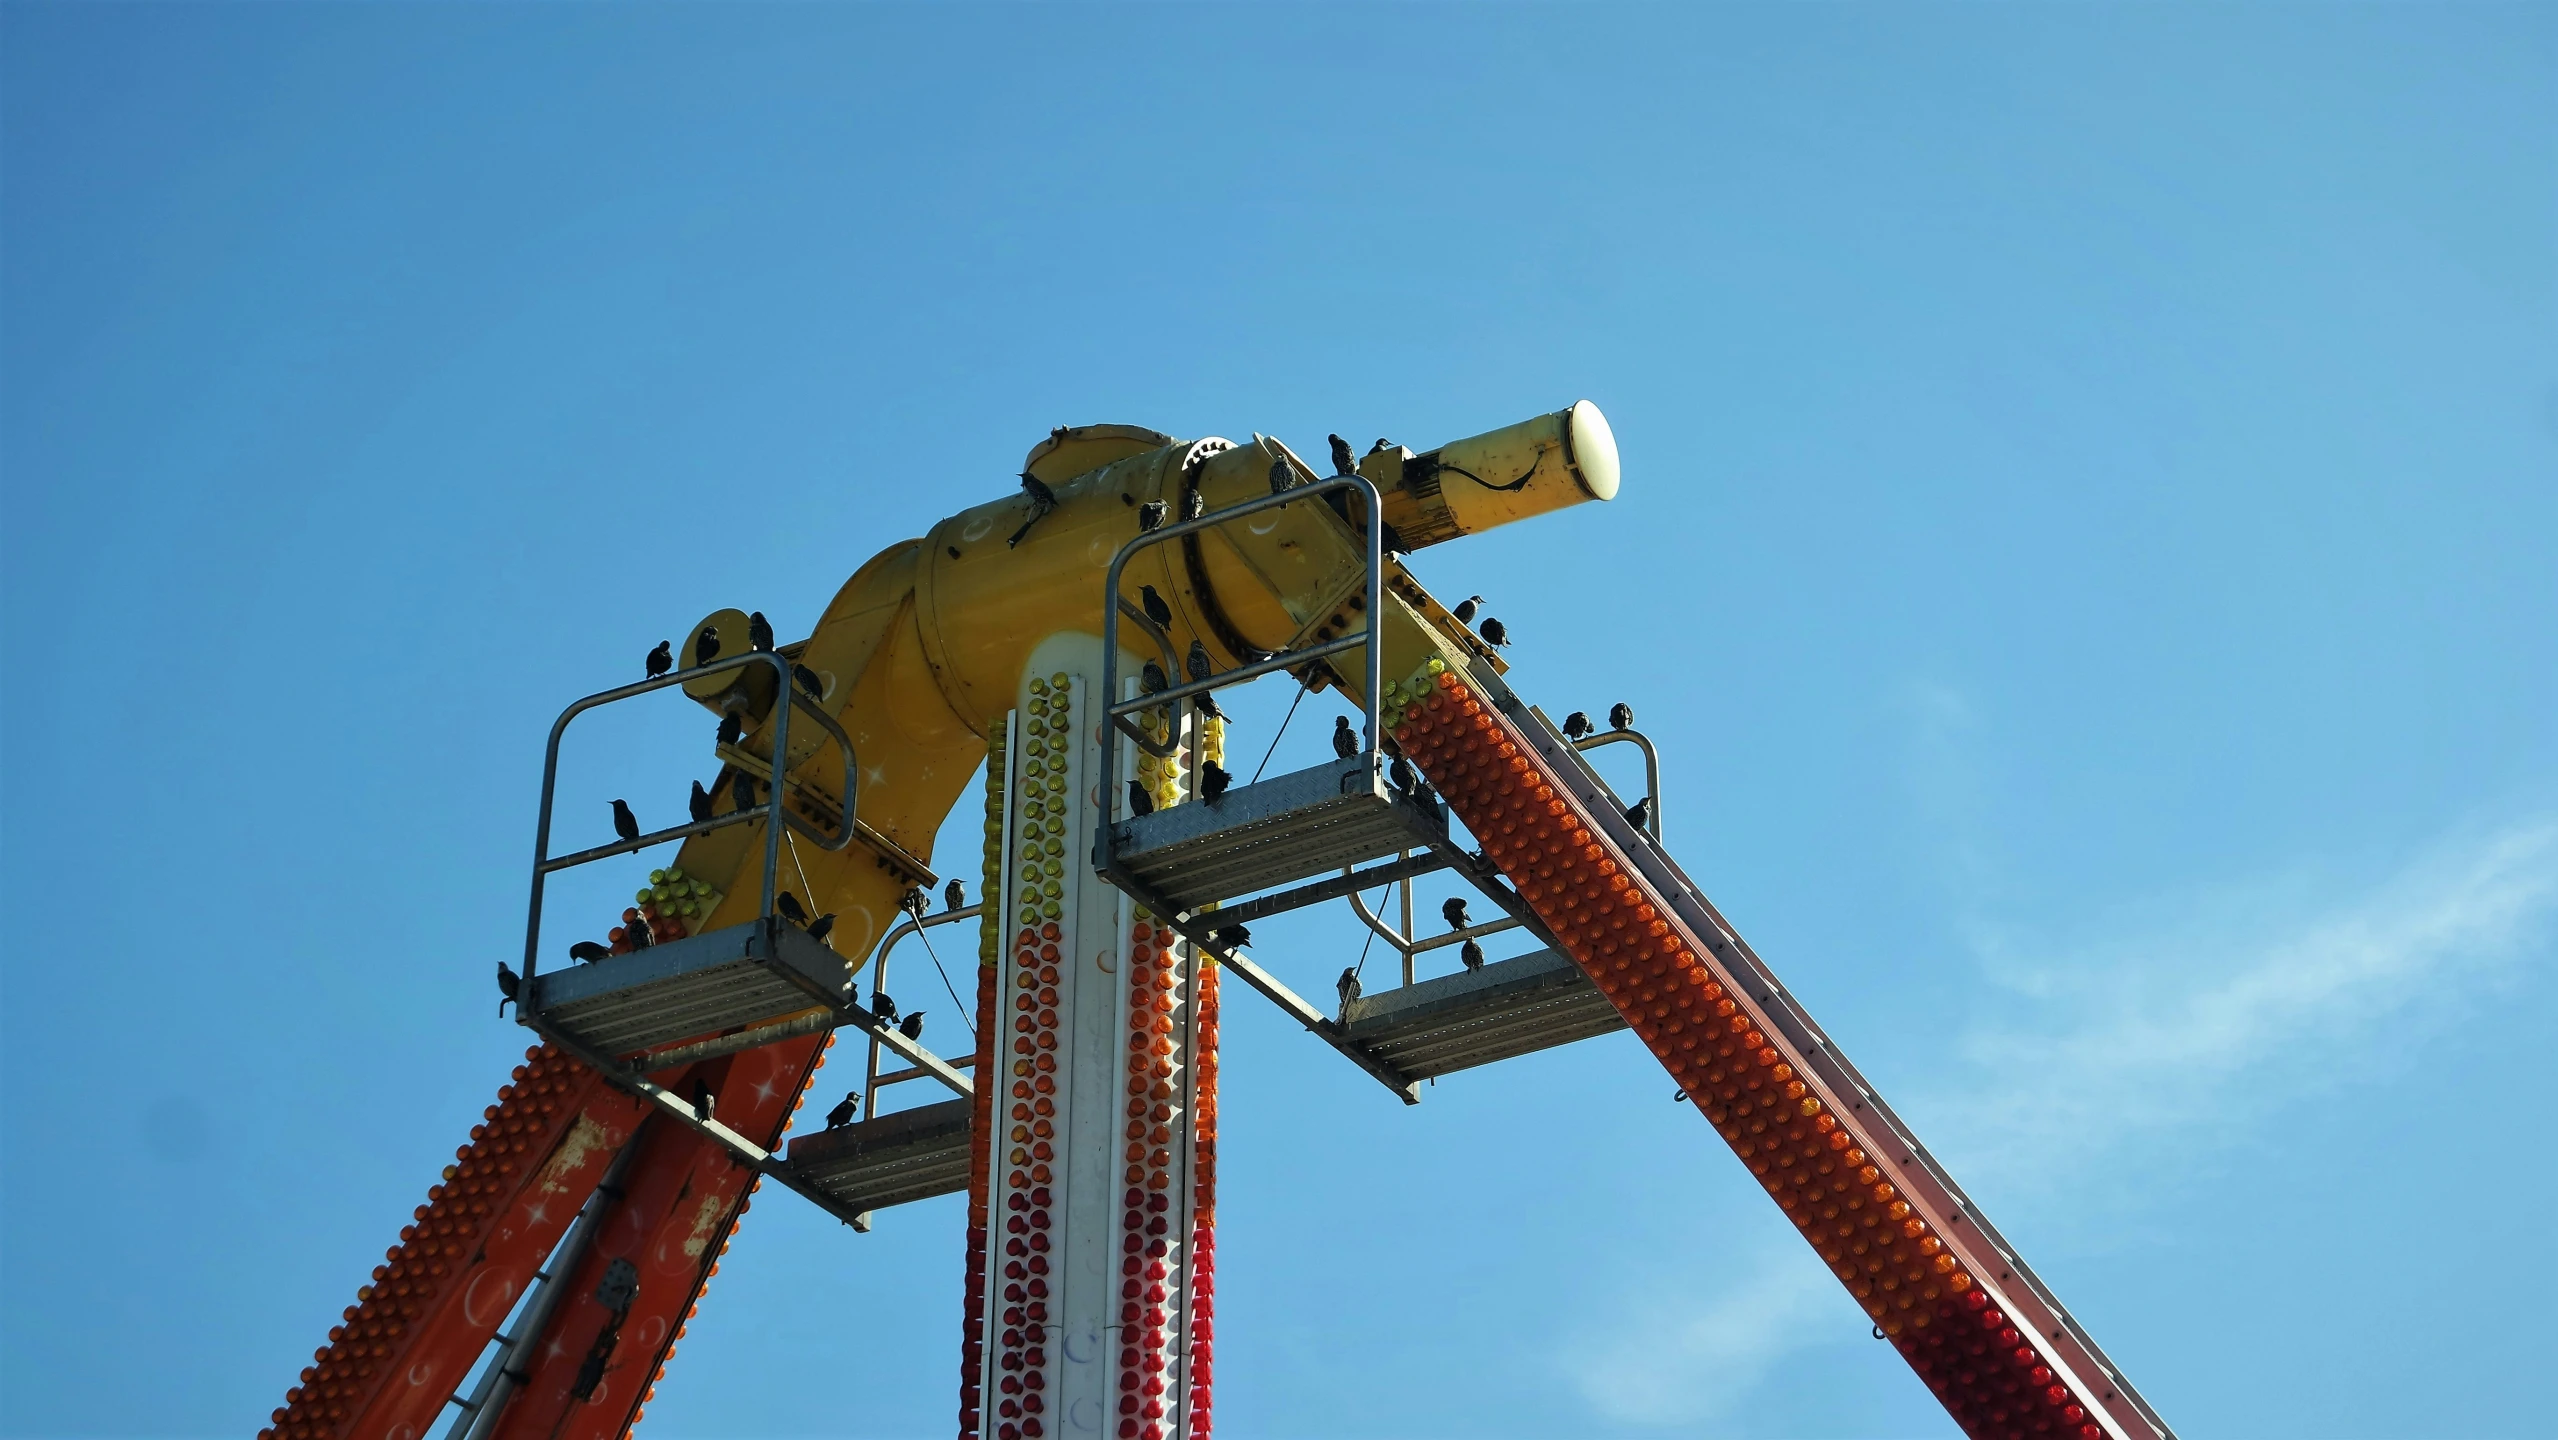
[259,403,2175,1440]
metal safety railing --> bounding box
[1091,471,1387,903]
[860,902,986,1118]
[519,649,857,994]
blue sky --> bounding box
[3,3,2552,1438]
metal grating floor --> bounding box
[531,920,853,1057]
[787,1098,974,1215]
[1109,754,1448,914]
[1342,947,1629,1080]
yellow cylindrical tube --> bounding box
[1373,400,1619,549]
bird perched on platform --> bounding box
[731,771,759,812]
[1186,640,1213,685]
[1624,796,1653,832]
[945,878,966,911]
[1126,780,1155,817]
[692,626,721,667]
[689,781,713,823]
[621,907,654,950]
[568,941,611,965]
[1008,474,1058,548]
[1452,595,1483,625]
[497,962,520,1017]
[1198,760,1231,802]
[899,1010,926,1041]
[1332,715,1359,759]
[1140,585,1173,629]
[1137,498,1167,533]
[792,664,823,699]
[1336,966,1362,1016]
[646,640,672,679]
[1608,701,1634,731]
[1478,617,1509,648]
[825,1091,860,1129]
[1179,484,1205,522]
[748,611,776,653]
[871,991,899,1024]
[1208,924,1250,951]
[775,891,809,926]
[1562,711,1593,740]
[1442,896,1470,931]
[806,913,836,946]
[611,799,641,845]
[717,711,743,748]
[690,1080,714,1122]
[1389,754,1417,794]
[1141,661,1169,695]
[1267,457,1294,494]
[1461,939,1485,972]
[1328,434,1356,476]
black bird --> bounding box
[623,909,654,950]
[1126,779,1155,817]
[611,799,640,844]
[775,890,809,926]
[1608,701,1634,731]
[568,941,612,965]
[1193,690,1223,721]
[1624,796,1654,832]
[691,1080,714,1122]
[1268,457,1293,495]
[1198,761,1231,802]
[1139,585,1173,628]
[1479,617,1509,648]
[1442,896,1470,931]
[1179,485,1205,522]
[693,626,722,667]
[1368,438,1394,455]
[1008,474,1058,548]
[1336,966,1362,1015]
[1461,939,1485,972]
[717,711,743,748]
[806,913,836,946]
[824,1091,860,1129]
[1328,434,1356,476]
[1137,498,1168,533]
[1389,754,1417,794]
[689,781,713,823]
[899,887,929,923]
[1140,661,1169,695]
[1332,714,1358,759]
[871,991,899,1024]
[944,878,965,912]
[899,1010,926,1041]
[731,770,759,812]
[792,664,823,699]
[1186,640,1212,685]
[497,962,521,1016]
[1562,711,1593,740]
[645,640,672,678]
[1208,924,1250,951]
[1452,595,1483,625]
[748,611,776,653]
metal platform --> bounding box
[786,1098,974,1224]
[1341,947,1629,1079]
[1106,753,1447,915]
[530,918,853,1057]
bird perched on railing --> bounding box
[690,1080,715,1122]
[689,781,713,823]
[792,664,823,699]
[1609,701,1634,731]
[1140,585,1174,628]
[1179,484,1205,523]
[611,799,641,845]
[806,913,836,946]
[748,611,776,653]
[1332,715,1359,759]
[824,1091,860,1129]
[1453,595,1483,625]
[645,640,672,678]
[1562,711,1593,740]
[899,887,929,924]
[1624,797,1653,832]
[1328,434,1356,476]
[692,626,721,667]
[731,771,759,812]
[1336,966,1362,1018]
[945,878,966,911]
[1461,939,1485,972]
[1478,617,1509,649]
[1186,640,1213,685]
[899,1011,926,1041]
[1207,924,1250,951]
[871,991,899,1024]
[1442,896,1470,931]
[496,962,520,1017]
[1137,498,1167,533]
[1008,473,1058,548]
[1267,457,1294,495]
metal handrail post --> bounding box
[1570,727,1663,840]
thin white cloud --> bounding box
[1562,815,2558,1426]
